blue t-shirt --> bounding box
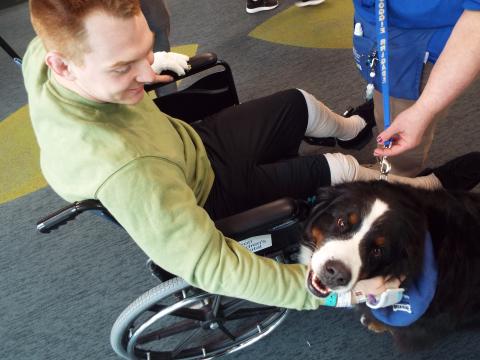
[353,0,480,61]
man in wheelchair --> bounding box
[25,0,476,313]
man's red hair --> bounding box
[30,0,141,63]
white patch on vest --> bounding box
[392,303,412,313]
[392,294,412,313]
[310,199,389,291]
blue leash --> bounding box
[375,0,392,178]
[370,4,438,322]
[375,0,390,134]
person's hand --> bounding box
[373,103,434,158]
[151,51,190,81]
[351,275,405,305]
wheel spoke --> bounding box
[136,319,201,345]
[220,298,249,317]
[225,306,280,320]
[217,323,236,341]
[171,327,203,358]
[211,295,222,317]
[149,304,207,321]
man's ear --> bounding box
[45,51,76,81]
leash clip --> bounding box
[379,157,391,181]
[378,142,392,181]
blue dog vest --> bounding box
[371,233,438,326]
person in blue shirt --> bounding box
[351,1,480,176]
[140,0,170,53]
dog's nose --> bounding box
[321,260,351,288]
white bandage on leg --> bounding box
[355,165,442,189]
[324,153,361,185]
[298,89,366,140]
[386,173,442,189]
[324,152,442,189]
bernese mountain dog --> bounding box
[300,181,480,351]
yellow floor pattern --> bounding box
[249,1,354,49]
[0,105,46,204]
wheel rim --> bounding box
[125,290,288,360]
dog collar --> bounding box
[371,232,438,327]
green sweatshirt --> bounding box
[23,37,327,310]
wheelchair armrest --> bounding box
[144,52,218,92]
[36,200,107,233]
[38,197,308,240]
[214,198,308,239]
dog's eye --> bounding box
[336,217,345,229]
[370,247,383,258]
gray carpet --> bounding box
[1,1,479,359]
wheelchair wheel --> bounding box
[110,276,289,360]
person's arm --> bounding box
[375,9,480,157]
[96,157,324,310]
[97,158,400,310]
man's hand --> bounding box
[373,103,433,157]
[351,275,405,305]
[151,51,190,81]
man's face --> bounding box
[69,11,156,104]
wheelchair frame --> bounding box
[36,53,313,360]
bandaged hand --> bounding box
[351,275,405,306]
[151,51,190,76]
[330,276,404,308]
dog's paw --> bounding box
[360,314,390,333]
[367,321,390,333]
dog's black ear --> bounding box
[402,221,428,281]
[388,186,429,281]
[312,186,340,211]
[301,186,339,251]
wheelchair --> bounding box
[36,53,315,360]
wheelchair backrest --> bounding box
[146,52,239,123]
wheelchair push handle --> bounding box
[144,52,218,92]
[0,35,23,67]
[36,199,104,233]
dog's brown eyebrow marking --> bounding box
[348,212,360,225]
[374,236,386,247]
[311,226,325,248]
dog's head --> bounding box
[301,181,427,298]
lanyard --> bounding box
[375,0,392,179]
[376,0,390,131]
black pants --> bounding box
[194,89,331,220]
